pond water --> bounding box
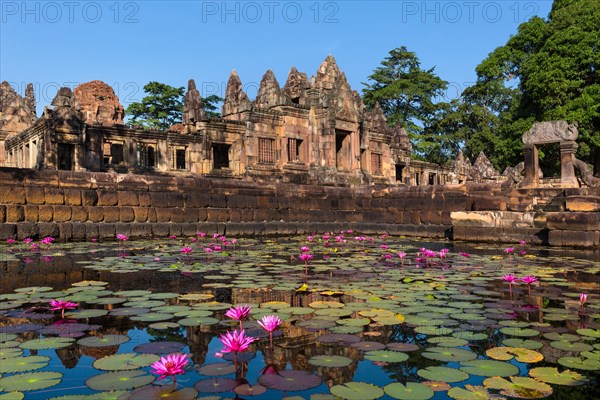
[0,233,598,400]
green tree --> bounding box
[468,0,600,173]
[362,47,448,159]
[126,82,185,130]
[202,94,223,118]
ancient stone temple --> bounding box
[1,56,478,186]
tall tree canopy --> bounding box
[362,47,448,161]
[126,82,223,130]
[468,0,600,173]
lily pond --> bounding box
[0,233,599,400]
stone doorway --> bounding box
[57,143,74,171]
[213,143,231,170]
[395,164,405,183]
[335,129,351,171]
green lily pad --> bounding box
[178,316,219,326]
[550,341,593,352]
[383,382,434,399]
[486,347,543,363]
[483,376,552,398]
[364,350,409,363]
[78,335,130,348]
[66,309,109,319]
[130,313,173,322]
[0,348,23,359]
[460,360,520,377]
[499,327,539,337]
[501,338,544,350]
[0,371,62,391]
[308,355,353,367]
[197,363,237,377]
[576,328,600,338]
[422,347,477,362]
[529,367,589,386]
[417,366,469,383]
[0,356,50,373]
[330,382,384,400]
[427,337,468,347]
[543,332,580,341]
[0,392,24,400]
[86,370,154,391]
[557,356,600,371]
[20,337,74,350]
[447,384,502,400]
[93,353,159,371]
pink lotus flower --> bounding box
[380,244,389,250]
[226,304,252,329]
[50,299,78,318]
[502,274,517,284]
[6,238,15,244]
[397,251,406,259]
[181,247,193,254]
[116,233,128,241]
[459,252,470,258]
[521,275,538,284]
[39,236,53,246]
[24,238,33,244]
[307,235,314,241]
[91,238,98,243]
[197,231,206,237]
[219,329,255,354]
[520,240,526,246]
[150,353,189,383]
[300,246,311,252]
[299,253,313,262]
[347,230,353,234]
[169,235,177,240]
[257,315,282,333]
[504,247,514,255]
[580,293,587,308]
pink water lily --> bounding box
[521,275,538,295]
[300,246,311,252]
[181,246,193,263]
[504,247,514,255]
[258,315,283,348]
[459,252,470,258]
[50,299,78,318]
[226,304,252,329]
[41,236,55,246]
[299,253,313,263]
[116,233,128,241]
[6,238,15,244]
[150,352,189,383]
[580,293,587,308]
[219,329,255,354]
[502,274,517,296]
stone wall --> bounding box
[0,167,598,248]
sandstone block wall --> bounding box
[0,168,598,248]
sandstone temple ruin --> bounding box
[1,56,506,186]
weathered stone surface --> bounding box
[24,205,38,222]
[59,223,73,240]
[133,207,148,222]
[119,207,135,222]
[38,205,53,222]
[64,189,82,206]
[470,152,499,182]
[548,229,599,247]
[71,207,88,222]
[0,205,5,222]
[255,70,283,109]
[73,80,124,126]
[282,67,309,105]
[155,208,171,222]
[82,190,98,206]
[98,224,116,239]
[45,189,64,205]
[151,223,170,237]
[5,205,24,222]
[26,187,45,204]
[222,70,251,116]
[523,120,578,145]
[0,223,16,239]
[38,223,59,238]
[0,81,35,138]
[546,212,600,231]
[0,186,25,204]
[87,207,104,222]
[118,191,139,206]
[183,79,205,125]
[98,190,118,206]
[71,223,86,240]
[53,206,72,222]
[103,207,120,223]
[566,196,600,212]
[24,83,36,116]
[17,222,38,239]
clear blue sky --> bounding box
[1,1,553,114]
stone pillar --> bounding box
[560,141,579,188]
[521,144,539,188]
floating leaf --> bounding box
[125,386,197,399]
[194,377,237,393]
[417,366,469,383]
[460,360,520,377]
[351,341,386,351]
[529,367,589,386]
[330,382,384,400]
[364,350,409,363]
[0,392,24,400]
[20,337,74,350]
[93,353,159,371]
[499,327,539,337]
[486,347,543,363]
[78,335,130,348]
[576,328,600,338]
[422,347,477,362]
[448,384,503,400]
[317,334,361,346]
[501,338,543,350]
[66,309,108,319]
[557,356,600,371]
[0,371,62,391]
[308,355,353,367]
[0,356,50,373]
[86,370,154,391]
[196,363,236,377]
[549,341,593,352]
[386,343,419,352]
[383,382,434,400]
[483,376,552,399]
[133,341,185,354]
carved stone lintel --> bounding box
[522,120,578,145]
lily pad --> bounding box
[308,355,353,367]
[447,384,503,400]
[486,347,543,363]
[330,382,384,400]
[383,382,434,400]
[576,328,600,338]
[499,327,539,337]
[529,367,589,386]
[234,384,267,396]
[501,338,544,350]
[124,386,197,400]
[20,337,74,350]
[364,350,409,363]
[460,360,520,377]
[0,356,50,373]
[78,335,130,348]
[86,370,154,391]
[417,366,469,383]
[194,377,238,393]
[422,347,477,362]
[483,376,552,398]
[133,341,185,354]
[93,353,159,371]
[549,341,593,352]
[196,363,236,377]
[0,371,62,391]
[257,369,322,391]
[557,356,600,371]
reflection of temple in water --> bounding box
[56,345,80,369]
[186,325,212,366]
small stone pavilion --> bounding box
[2,56,498,186]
